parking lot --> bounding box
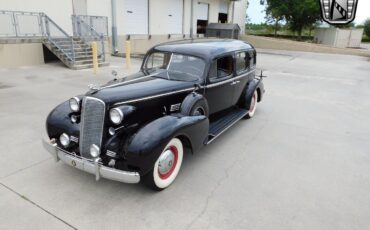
[1,50,370,230]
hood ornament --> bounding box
[88,84,101,90]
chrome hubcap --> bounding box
[193,107,205,116]
[158,149,175,175]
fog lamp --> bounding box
[59,133,70,147]
[90,144,100,158]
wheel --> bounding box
[245,90,258,119]
[181,93,209,117]
[143,138,184,190]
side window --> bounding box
[249,50,256,68]
[208,55,233,82]
[235,52,250,74]
[145,52,170,70]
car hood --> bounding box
[86,70,197,106]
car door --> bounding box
[204,55,235,115]
[231,51,252,105]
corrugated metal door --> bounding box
[219,0,229,14]
[123,0,148,34]
[194,2,209,34]
[167,0,183,34]
[195,2,209,21]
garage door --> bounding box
[195,2,209,20]
[167,0,183,34]
[123,0,148,34]
[195,2,209,34]
[219,0,228,14]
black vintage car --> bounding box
[43,39,265,190]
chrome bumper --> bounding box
[42,138,140,184]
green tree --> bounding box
[265,0,321,39]
[364,19,370,38]
[265,10,283,37]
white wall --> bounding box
[1,0,248,38]
[314,28,364,48]
[86,0,112,36]
[232,0,247,34]
[112,0,247,36]
[2,0,74,34]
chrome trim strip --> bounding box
[166,53,174,70]
[80,96,106,158]
[113,69,255,106]
[95,70,163,91]
[113,87,194,106]
[206,110,249,145]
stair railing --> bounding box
[74,16,105,62]
[41,14,76,65]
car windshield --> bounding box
[143,52,205,82]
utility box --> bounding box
[205,23,240,39]
[314,28,364,48]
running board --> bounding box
[206,108,248,144]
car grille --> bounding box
[79,97,105,159]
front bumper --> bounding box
[42,138,140,184]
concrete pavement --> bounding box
[0,51,370,230]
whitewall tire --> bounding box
[144,138,184,190]
[246,90,258,119]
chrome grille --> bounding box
[80,97,105,159]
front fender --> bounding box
[126,115,209,175]
[46,101,79,139]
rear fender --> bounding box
[126,115,209,175]
[243,78,264,109]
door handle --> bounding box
[230,80,240,85]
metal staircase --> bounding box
[0,11,108,70]
[42,14,108,70]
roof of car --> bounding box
[151,39,254,60]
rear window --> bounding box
[235,52,250,74]
[208,55,234,82]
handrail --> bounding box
[77,17,104,40]
[42,14,70,38]
[42,14,75,64]
[1,10,107,66]
[75,16,105,61]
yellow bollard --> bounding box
[91,41,98,74]
[125,41,131,69]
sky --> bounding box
[247,0,370,25]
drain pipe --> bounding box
[190,0,194,39]
[111,0,118,54]
[231,1,235,23]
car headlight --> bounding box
[110,108,124,125]
[69,97,80,112]
[59,133,70,147]
[90,144,100,158]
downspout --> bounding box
[182,0,185,35]
[232,1,235,23]
[148,0,150,35]
[190,0,194,38]
[111,0,118,54]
